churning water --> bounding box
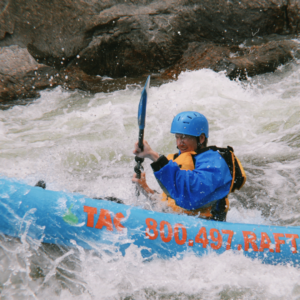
[1,59,300,299]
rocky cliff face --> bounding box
[0,0,299,103]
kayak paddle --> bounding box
[134,75,150,179]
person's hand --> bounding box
[133,140,159,162]
[132,172,155,194]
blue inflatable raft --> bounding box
[0,177,299,266]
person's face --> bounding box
[175,134,198,153]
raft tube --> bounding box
[0,177,300,266]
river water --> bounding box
[1,59,300,299]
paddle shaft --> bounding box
[134,75,150,181]
[134,129,144,179]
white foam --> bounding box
[1,61,300,299]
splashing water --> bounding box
[1,58,300,299]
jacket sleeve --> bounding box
[151,150,232,210]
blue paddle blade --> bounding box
[138,76,150,130]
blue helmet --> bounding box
[170,111,209,138]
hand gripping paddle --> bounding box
[134,75,150,179]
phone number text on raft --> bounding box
[83,206,298,254]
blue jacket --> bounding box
[151,150,232,210]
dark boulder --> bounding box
[0,0,300,103]
[161,42,234,79]
[1,0,299,74]
[217,39,300,79]
[162,38,300,80]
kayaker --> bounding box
[132,111,246,221]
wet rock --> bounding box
[0,64,167,106]
[0,45,43,76]
[0,65,102,103]
[287,0,300,34]
[0,0,300,104]
[1,0,299,74]
[161,42,234,79]
[217,40,300,79]
[0,65,55,103]
[162,38,300,80]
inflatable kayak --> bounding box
[0,177,299,266]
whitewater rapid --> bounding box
[1,60,300,299]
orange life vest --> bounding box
[160,151,230,219]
